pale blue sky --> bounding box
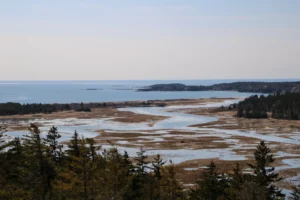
[0,1,300,80]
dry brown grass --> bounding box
[3,98,300,187]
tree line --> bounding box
[0,102,97,115]
[0,103,62,115]
[236,93,300,120]
[0,101,165,116]
[0,125,299,199]
[138,82,300,93]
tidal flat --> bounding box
[2,98,300,193]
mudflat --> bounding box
[2,97,300,190]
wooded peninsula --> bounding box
[235,93,300,120]
[137,82,300,93]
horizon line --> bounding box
[0,78,300,82]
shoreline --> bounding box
[0,97,237,120]
[0,98,236,134]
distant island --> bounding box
[86,88,101,90]
[137,82,300,94]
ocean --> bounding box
[0,79,298,104]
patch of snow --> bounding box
[184,168,199,171]
[116,140,129,144]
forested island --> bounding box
[138,82,300,93]
[235,93,300,120]
[0,124,296,199]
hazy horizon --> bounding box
[1,1,299,80]
[0,78,300,83]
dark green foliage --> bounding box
[160,161,186,200]
[152,154,166,180]
[0,100,163,116]
[130,148,151,199]
[75,102,92,112]
[135,148,149,176]
[75,107,92,112]
[0,102,58,115]
[228,163,245,192]
[248,141,284,199]
[189,141,286,200]
[44,126,64,164]
[234,180,268,200]
[68,130,80,157]
[22,124,56,199]
[190,161,228,200]
[237,93,300,120]
[100,148,135,200]
[0,126,7,149]
[138,82,300,93]
[0,125,289,200]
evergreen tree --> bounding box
[100,148,134,200]
[190,161,228,200]
[55,136,101,199]
[135,148,149,175]
[68,130,80,157]
[152,154,166,180]
[226,163,245,199]
[22,124,56,199]
[0,126,7,150]
[235,180,268,200]
[86,137,100,162]
[0,126,7,193]
[237,93,300,120]
[161,161,185,200]
[248,141,284,200]
[131,148,151,199]
[44,126,64,164]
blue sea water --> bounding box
[0,79,298,104]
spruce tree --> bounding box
[248,141,285,200]
[161,161,185,200]
[190,161,228,200]
[226,163,245,199]
[44,126,63,164]
[57,135,100,199]
[0,137,30,199]
[68,130,80,157]
[100,148,134,200]
[131,148,150,199]
[86,137,100,162]
[22,124,56,199]
[152,154,166,180]
[135,148,149,176]
[0,126,7,150]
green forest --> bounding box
[138,82,300,93]
[0,102,92,116]
[0,125,298,200]
[0,101,158,116]
[236,93,300,120]
[0,103,61,115]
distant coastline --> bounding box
[137,81,300,94]
[2,80,299,104]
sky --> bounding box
[0,0,300,80]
